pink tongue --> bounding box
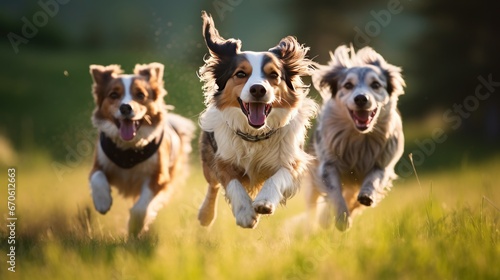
[120,120,136,141]
[248,103,267,127]
[354,111,370,122]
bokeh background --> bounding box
[1,0,499,177]
[0,2,499,279]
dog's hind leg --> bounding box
[129,180,155,237]
[319,161,352,231]
[304,175,322,231]
[198,182,221,227]
[198,159,221,227]
[90,170,112,214]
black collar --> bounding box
[205,127,279,153]
[235,128,278,142]
[100,131,163,169]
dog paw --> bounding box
[253,200,276,215]
[335,216,352,232]
[235,205,259,229]
[129,208,147,237]
[198,208,216,227]
[333,207,352,231]
[357,193,374,206]
[92,189,112,214]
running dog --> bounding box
[306,46,405,231]
[197,11,318,228]
[89,62,195,236]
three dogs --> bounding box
[87,12,405,234]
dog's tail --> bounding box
[167,113,196,157]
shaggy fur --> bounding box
[89,63,195,237]
[306,46,405,231]
[197,11,318,228]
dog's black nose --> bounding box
[119,104,132,116]
[354,95,368,107]
[249,84,266,98]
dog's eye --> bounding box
[136,91,146,100]
[343,82,354,90]
[269,72,279,79]
[235,71,247,78]
[109,92,120,99]
[371,82,381,90]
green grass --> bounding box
[0,44,499,279]
[0,156,499,280]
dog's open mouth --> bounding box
[115,119,142,141]
[238,97,272,128]
[349,108,377,131]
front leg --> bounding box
[319,161,351,231]
[253,167,297,215]
[89,170,112,214]
[358,168,391,207]
[226,179,259,228]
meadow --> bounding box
[0,45,498,280]
[0,152,498,279]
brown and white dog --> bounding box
[306,46,405,231]
[197,12,318,228]
[89,63,195,237]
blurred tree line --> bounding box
[296,0,500,142]
[0,0,499,161]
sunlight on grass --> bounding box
[0,156,499,279]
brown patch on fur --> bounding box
[262,56,299,111]
[90,64,123,107]
[216,56,250,110]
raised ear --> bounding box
[89,64,122,106]
[312,46,351,100]
[356,47,405,96]
[201,11,241,58]
[89,64,122,84]
[269,36,310,90]
[133,62,164,84]
[133,62,166,100]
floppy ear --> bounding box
[199,11,243,94]
[269,36,311,90]
[312,46,351,100]
[201,11,241,58]
[356,47,405,96]
[133,62,164,84]
[89,64,122,84]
